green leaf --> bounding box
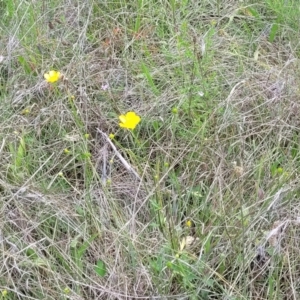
[75,205,85,217]
[269,23,279,42]
[77,234,98,259]
[94,260,106,277]
[18,56,32,74]
[247,7,259,18]
[71,234,98,271]
[26,248,38,259]
[15,136,26,168]
[141,63,159,95]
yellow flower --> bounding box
[109,133,115,139]
[186,220,192,228]
[1,290,7,297]
[44,70,61,83]
[21,108,30,115]
[63,148,70,154]
[119,111,141,130]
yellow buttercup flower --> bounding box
[186,220,192,228]
[44,70,61,83]
[119,111,141,130]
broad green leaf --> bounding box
[94,260,106,277]
[26,248,38,259]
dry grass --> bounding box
[1,0,300,299]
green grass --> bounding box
[1,0,300,299]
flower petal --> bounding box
[119,115,126,123]
[118,111,141,129]
[44,70,61,83]
[44,73,50,81]
[126,111,136,117]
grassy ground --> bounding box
[1,0,300,299]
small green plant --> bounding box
[70,234,98,274]
[94,260,107,277]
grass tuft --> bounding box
[1,0,300,299]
